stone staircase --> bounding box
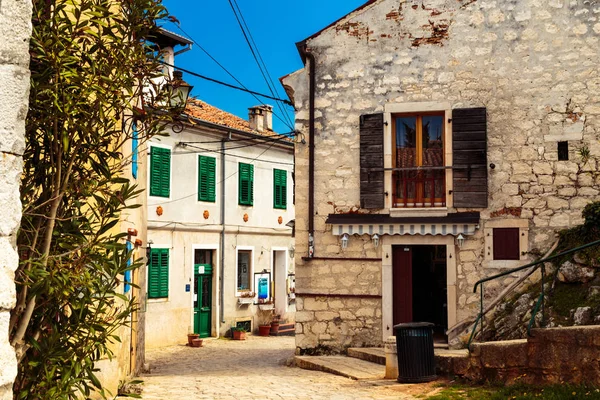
[272,322,295,336]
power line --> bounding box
[227,0,294,129]
[167,25,295,132]
[159,61,291,107]
[179,132,294,145]
[155,141,279,206]
[177,143,295,166]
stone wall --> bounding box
[443,326,600,385]
[283,0,600,351]
[0,0,32,398]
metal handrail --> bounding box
[468,238,600,348]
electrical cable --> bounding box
[227,0,294,129]
[152,141,278,206]
[166,25,295,132]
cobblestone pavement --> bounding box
[140,336,433,400]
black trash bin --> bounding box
[393,322,436,383]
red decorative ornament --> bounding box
[278,216,283,224]
[243,213,249,222]
[203,210,209,219]
[156,205,163,216]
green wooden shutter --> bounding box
[198,156,216,202]
[148,248,169,298]
[150,147,171,198]
[238,163,254,205]
[273,169,287,209]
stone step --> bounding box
[271,323,295,336]
[295,355,386,380]
[347,347,386,365]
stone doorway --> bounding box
[392,245,448,341]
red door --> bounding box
[393,246,412,325]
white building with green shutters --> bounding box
[144,99,295,347]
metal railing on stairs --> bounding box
[468,238,600,348]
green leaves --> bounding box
[14,0,174,398]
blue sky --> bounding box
[161,0,366,134]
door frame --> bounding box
[271,247,289,317]
[191,244,219,338]
[381,235,456,342]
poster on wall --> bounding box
[254,270,271,302]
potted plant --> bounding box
[187,332,200,346]
[237,291,255,305]
[231,326,247,340]
[270,314,281,335]
[191,338,203,348]
[256,310,272,336]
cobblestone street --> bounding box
[140,336,434,400]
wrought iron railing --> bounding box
[468,238,600,348]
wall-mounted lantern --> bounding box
[456,233,465,248]
[289,246,295,259]
[167,70,193,110]
[372,233,380,248]
[340,233,349,250]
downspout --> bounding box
[220,138,226,324]
[306,49,316,258]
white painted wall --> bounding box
[145,122,295,348]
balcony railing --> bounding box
[391,166,447,208]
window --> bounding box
[393,113,445,207]
[132,122,139,179]
[237,250,252,291]
[238,163,254,206]
[273,169,287,209]
[558,141,569,161]
[150,146,171,198]
[493,228,520,260]
[148,248,169,298]
[198,155,216,202]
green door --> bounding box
[194,264,212,338]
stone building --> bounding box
[0,1,31,398]
[281,0,600,352]
[145,99,295,347]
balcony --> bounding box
[393,168,446,208]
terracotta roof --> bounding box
[184,98,287,140]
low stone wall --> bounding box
[443,326,600,385]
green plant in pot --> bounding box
[231,326,247,340]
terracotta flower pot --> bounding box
[187,333,200,346]
[191,338,203,348]
[232,330,246,340]
[258,325,271,336]
[270,321,280,335]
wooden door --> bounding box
[393,246,413,325]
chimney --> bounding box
[248,105,274,132]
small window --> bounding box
[148,248,169,298]
[273,169,287,209]
[198,156,216,202]
[150,146,171,198]
[558,141,569,161]
[237,250,252,291]
[493,228,520,260]
[132,122,139,179]
[238,163,254,206]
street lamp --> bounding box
[456,233,465,248]
[340,233,349,250]
[372,233,380,248]
[167,70,193,109]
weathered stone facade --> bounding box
[283,0,600,352]
[0,1,32,398]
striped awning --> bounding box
[326,212,480,237]
[332,223,477,236]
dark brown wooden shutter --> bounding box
[493,228,520,260]
[360,113,385,209]
[452,107,488,208]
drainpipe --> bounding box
[220,138,226,324]
[306,49,316,258]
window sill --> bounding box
[237,297,254,305]
[390,207,448,218]
[148,298,169,303]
